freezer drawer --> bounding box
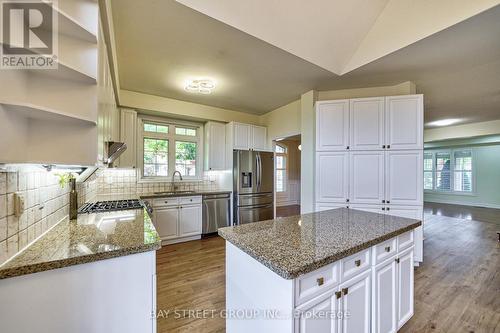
[237,204,274,225]
[237,193,273,206]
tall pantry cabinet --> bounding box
[314,95,424,263]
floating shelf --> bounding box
[0,101,97,125]
[28,60,97,84]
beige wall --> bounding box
[317,81,416,100]
[120,89,260,124]
[259,100,301,146]
[300,90,317,213]
[424,119,500,142]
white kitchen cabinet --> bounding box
[385,95,423,150]
[339,270,371,333]
[204,121,226,170]
[350,98,385,150]
[152,196,202,244]
[397,247,414,329]
[385,151,423,206]
[296,290,340,333]
[233,122,251,150]
[251,125,268,151]
[179,204,202,237]
[315,152,349,203]
[153,206,178,240]
[227,122,268,151]
[373,259,398,333]
[349,151,385,204]
[118,108,137,168]
[316,100,350,151]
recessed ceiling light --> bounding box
[427,118,462,127]
[184,79,216,94]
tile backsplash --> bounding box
[79,168,227,203]
[0,170,69,264]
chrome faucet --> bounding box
[172,170,183,191]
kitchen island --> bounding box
[219,207,421,333]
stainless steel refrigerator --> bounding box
[233,150,274,225]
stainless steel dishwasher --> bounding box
[202,193,231,235]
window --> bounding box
[453,150,473,192]
[424,149,474,193]
[423,153,433,190]
[275,144,287,192]
[140,119,201,179]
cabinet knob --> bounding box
[382,207,386,211]
[385,246,391,252]
[387,145,391,149]
[382,145,386,149]
[316,277,324,286]
[346,199,350,203]
[382,200,386,203]
[354,259,361,267]
[346,146,350,150]
[165,201,168,204]
[342,287,349,295]
[190,199,193,202]
[335,291,342,299]
[386,200,390,204]
[387,207,390,211]
[395,258,400,264]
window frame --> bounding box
[275,143,288,193]
[424,148,476,195]
[138,116,203,182]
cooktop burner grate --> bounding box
[78,199,144,214]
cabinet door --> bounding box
[179,204,202,237]
[340,271,371,333]
[385,95,423,150]
[385,151,423,206]
[233,123,251,150]
[205,122,226,170]
[119,109,137,168]
[251,125,267,151]
[153,207,178,240]
[316,100,349,151]
[350,98,385,150]
[373,260,397,333]
[397,248,414,329]
[297,291,340,333]
[350,151,385,204]
[316,152,349,203]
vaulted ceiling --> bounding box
[111,0,500,126]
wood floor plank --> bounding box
[156,205,500,332]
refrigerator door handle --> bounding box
[257,153,262,189]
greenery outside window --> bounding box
[139,118,201,180]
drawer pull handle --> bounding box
[342,287,349,295]
[395,258,400,264]
[354,260,361,267]
[165,201,168,204]
[385,246,391,252]
[316,277,324,286]
[335,291,342,299]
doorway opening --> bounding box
[274,134,301,217]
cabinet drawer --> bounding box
[152,197,179,207]
[398,230,414,251]
[341,248,371,282]
[295,261,339,306]
[179,196,202,205]
[373,237,397,265]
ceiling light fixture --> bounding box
[184,79,216,94]
[427,118,462,127]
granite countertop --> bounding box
[0,208,161,280]
[218,208,422,279]
[140,190,231,199]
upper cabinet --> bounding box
[350,97,385,150]
[316,100,349,151]
[385,95,423,150]
[204,121,226,170]
[315,95,423,151]
[226,122,268,151]
[117,109,137,168]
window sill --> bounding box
[424,190,476,197]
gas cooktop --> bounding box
[78,199,144,214]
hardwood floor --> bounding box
[424,201,500,225]
[276,204,301,217]
[156,205,500,332]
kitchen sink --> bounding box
[153,190,196,195]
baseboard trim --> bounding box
[424,199,500,210]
